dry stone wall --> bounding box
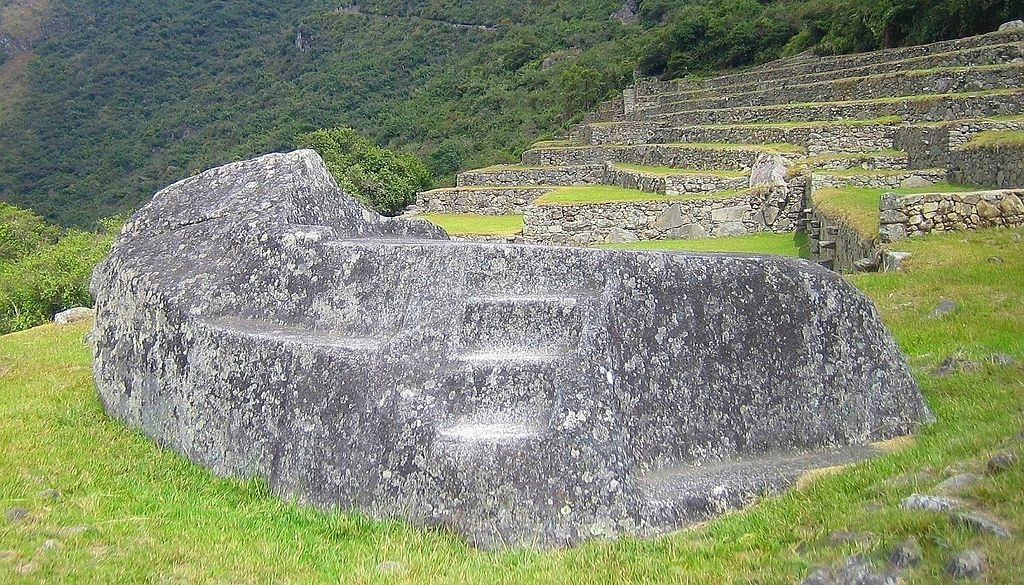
[456,165,604,187]
[649,91,1024,126]
[895,119,1024,168]
[604,166,747,195]
[812,169,947,190]
[948,143,1024,188]
[879,189,1024,242]
[523,180,804,245]
[638,66,1024,115]
[417,187,553,214]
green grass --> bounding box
[699,116,903,130]
[1,228,1022,582]
[960,130,1024,150]
[534,185,750,206]
[419,213,523,236]
[531,139,577,148]
[812,183,982,237]
[600,232,809,257]
[611,163,746,178]
[818,168,926,178]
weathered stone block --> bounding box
[91,151,931,549]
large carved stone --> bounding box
[91,150,932,549]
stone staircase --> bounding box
[415,26,1024,268]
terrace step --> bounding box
[456,165,604,187]
[604,164,748,195]
[642,89,1024,126]
[199,317,383,353]
[811,168,947,190]
[460,294,583,354]
[637,62,1024,114]
[638,30,1024,96]
[521,144,803,171]
[802,150,910,171]
[416,186,555,214]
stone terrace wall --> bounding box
[456,165,604,187]
[417,187,554,214]
[654,124,896,156]
[948,143,1024,188]
[604,166,748,196]
[879,189,1024,242]
[639,30,1024,95]
[640,66,1024,116]
[631,43,1024,112]
[522,179,805,245]
[812,169,946,191]
[649,91,1024,126]
[895,119,1024,168]
[805,207,877,273]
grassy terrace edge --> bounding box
[1,228,1022,582]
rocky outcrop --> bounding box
[91,150,932,549]
[879,189,1024,242]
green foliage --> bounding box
[296,126,432,215]
[0,206,116,334]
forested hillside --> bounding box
[0,0,1021,227]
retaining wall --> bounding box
[879,189,1024,242]
[948,143,1024,188]
[522,179,805,245]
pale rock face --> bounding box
[999,20,1024,32]
[54,307,95,324]
[91,150,932,549]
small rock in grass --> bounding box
[990,353,1017,367]
[933,355,980,377]
[927,298,958,319]
[947,549,986,580]
[934,473,981,495]
[900,493,962,512]
[5,507,28,524]
[0,550,14,562]
[828,530,875,546]
[377,561,403,574]
[987,256,1004,264]
[888,537,923,569]
[38,488,61,501]
[53,307,95,325]
[953,511,1012,538]
[835,555,899,585]
[987,450,1018,473]
[57,525,89,537]
[800,566,834,585]
[39,539,60,552]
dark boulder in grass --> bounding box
[90,150,933,548]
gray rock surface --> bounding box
[987,450,1018,472]
[953,511,1012,538]
[999,20,1024,31]
[888,537,923,569]
[54,307,95,325]
[4,507,27,524]
[927,298,958,319]
[933,473,981,495]
[880,251,912,272]
[90,150,933,548]
[900,493,963,512]
[947,549,986,580]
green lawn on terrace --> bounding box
[599,232,809,258]
[1,228,1023,583]
[419,213,523,236]
[812,183,982,238]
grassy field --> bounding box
[1,228,1022,583]
[420,213,523,236]
[812,183,982,238]
[600,232,809,258]
[960,130,1024,149]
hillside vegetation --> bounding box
[0,0,1022,227]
